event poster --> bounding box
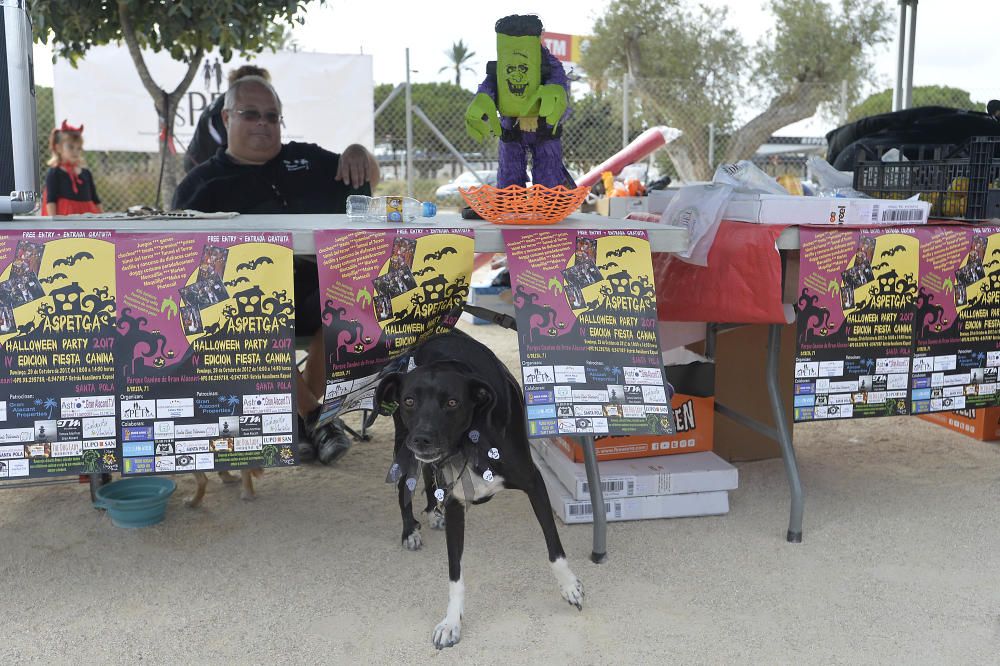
[0,231,119,478]
[501,228,674,438]
[911,225,1000,413]
[115,233,298,475]
[795,227,919,422]
[315,228,474,419]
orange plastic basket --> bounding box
[459,184,590,225]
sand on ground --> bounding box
[1,321,998,664]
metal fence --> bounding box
[34,79,993,213]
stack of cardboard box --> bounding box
[533,352,740,524]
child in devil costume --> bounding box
[465,14,576,190]
[43,120,103,216]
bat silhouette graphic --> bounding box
[606,246,636,258]
[237,256,274,271]
[872,261,891,271]
[880,245,907,258]
[423,247,459,262]
[597,261,619,271]
[52,251,95,267]
[38,273,68,285]
[413,266,437,276]
[224,277,251,287]
[985,260,1000,269]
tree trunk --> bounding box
[117,1,203,209]
[721,83,828,165]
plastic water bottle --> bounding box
[346,195,437,223]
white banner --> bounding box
[53,47,374,154]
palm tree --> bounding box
[439,40,476,87]
[43,398,57,419]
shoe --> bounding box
[297,414,318,463]
[314,415,352,465]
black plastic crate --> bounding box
[853,136,1000,220]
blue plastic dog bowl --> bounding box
[93,477,176,528]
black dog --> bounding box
[368,329,583,649]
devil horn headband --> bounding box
[59,119,84,133]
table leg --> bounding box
[578,435,608,563]
[767,324,803,543]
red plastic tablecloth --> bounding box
[653,220,790,323]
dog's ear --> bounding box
[468,378,497,423]
[365,372,403,428]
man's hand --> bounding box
[465,93,502,143]
[536,84,568,132]
[336,144,380,189]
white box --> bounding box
[535,439,737,501]
[648,188,930,225]
[534,453,730,524]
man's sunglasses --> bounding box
[232,108,283,125]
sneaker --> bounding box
[314,415,352,465]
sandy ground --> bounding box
[2,321,999,664]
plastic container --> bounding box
[459,184,590,225]
[93,477,176,528]
[346,195,436,222]
[853,136,1000,220]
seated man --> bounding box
[183,64,271,173]
[173,75,379,465]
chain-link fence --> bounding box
[34,78,994,213]
[35,86,184,212]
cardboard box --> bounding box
[595,196,648,218]
[688,324,798,462]
[918,408,1000,442]
[535,453,730,524]
[549,359,715,463]
[648,189,930,226]
[534,439,738,501]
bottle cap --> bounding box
[422,201,437,218]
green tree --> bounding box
[374,82,479,178]
[439,40,477,87]
[31,0,326,205]
[847,86,981,123]
[582,0,892,180]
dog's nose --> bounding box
[410,434,432,449]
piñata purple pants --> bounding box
[497,132,566,188]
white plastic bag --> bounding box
[713,160,787,195]
[806,155,854,189]
[805,155,867,198]
[660,182,734,266]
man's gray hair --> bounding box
[224,75,282,112]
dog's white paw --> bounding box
[403,528,422,551]
[184,496,202,508]
[551,557,584,610]
[240,489,256,501]
[560,576,584,610]
[432,618,461,649]
[427,508,446,530]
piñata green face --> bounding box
[496,33,541,118]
